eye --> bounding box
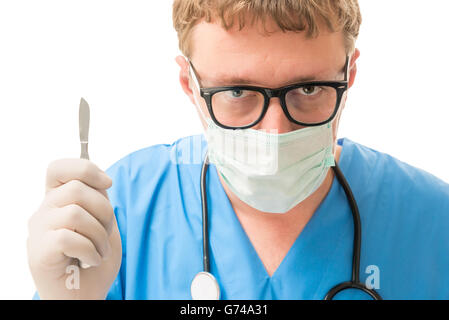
[299,85,322,96]
[226,89,246,98]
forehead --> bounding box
[190,18,346,87]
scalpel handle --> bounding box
[80,142,89,160]
[79,142,90,269]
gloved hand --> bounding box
[27,159,122,300]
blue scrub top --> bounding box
[32,135,449,300]
[99,135,449,300]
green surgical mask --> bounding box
[204,115,335,213]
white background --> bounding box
[0,0,448,299]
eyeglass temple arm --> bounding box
[185,56,202,92]
[344,55,350,82]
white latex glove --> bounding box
[27,159,122,300]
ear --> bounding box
[347,48,361,89]
[175,55,197,106]
[175,55,209,130]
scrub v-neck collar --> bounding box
[204,138,353,299]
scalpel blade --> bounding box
[79,97,90,160]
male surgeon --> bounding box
[28,0,449,299]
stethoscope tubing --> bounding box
[199,154,382,300]
[201,155,211,273]
[325,162,382,300]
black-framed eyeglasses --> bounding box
[188,56,350,130]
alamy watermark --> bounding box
[365,264,380,290]
[65,265,80,290]
[169,130,280,172]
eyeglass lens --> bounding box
[211,85,338,127]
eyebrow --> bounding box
[198,61,347,87]
[206,75,320,86]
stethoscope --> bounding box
[190,154,383,300]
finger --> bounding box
[46,158,112,193]
[98,188,109,201]
[50,229,102,267]
[44,179,114,235]
[48,204,111,259]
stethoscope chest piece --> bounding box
[191,271,220,300]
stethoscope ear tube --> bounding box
[201,154,211,273]
[329,163,382,300]
[192,154,221,300]
[332,162,362,285]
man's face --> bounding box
[178,15,359,144]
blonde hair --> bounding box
[173,0,361,59]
